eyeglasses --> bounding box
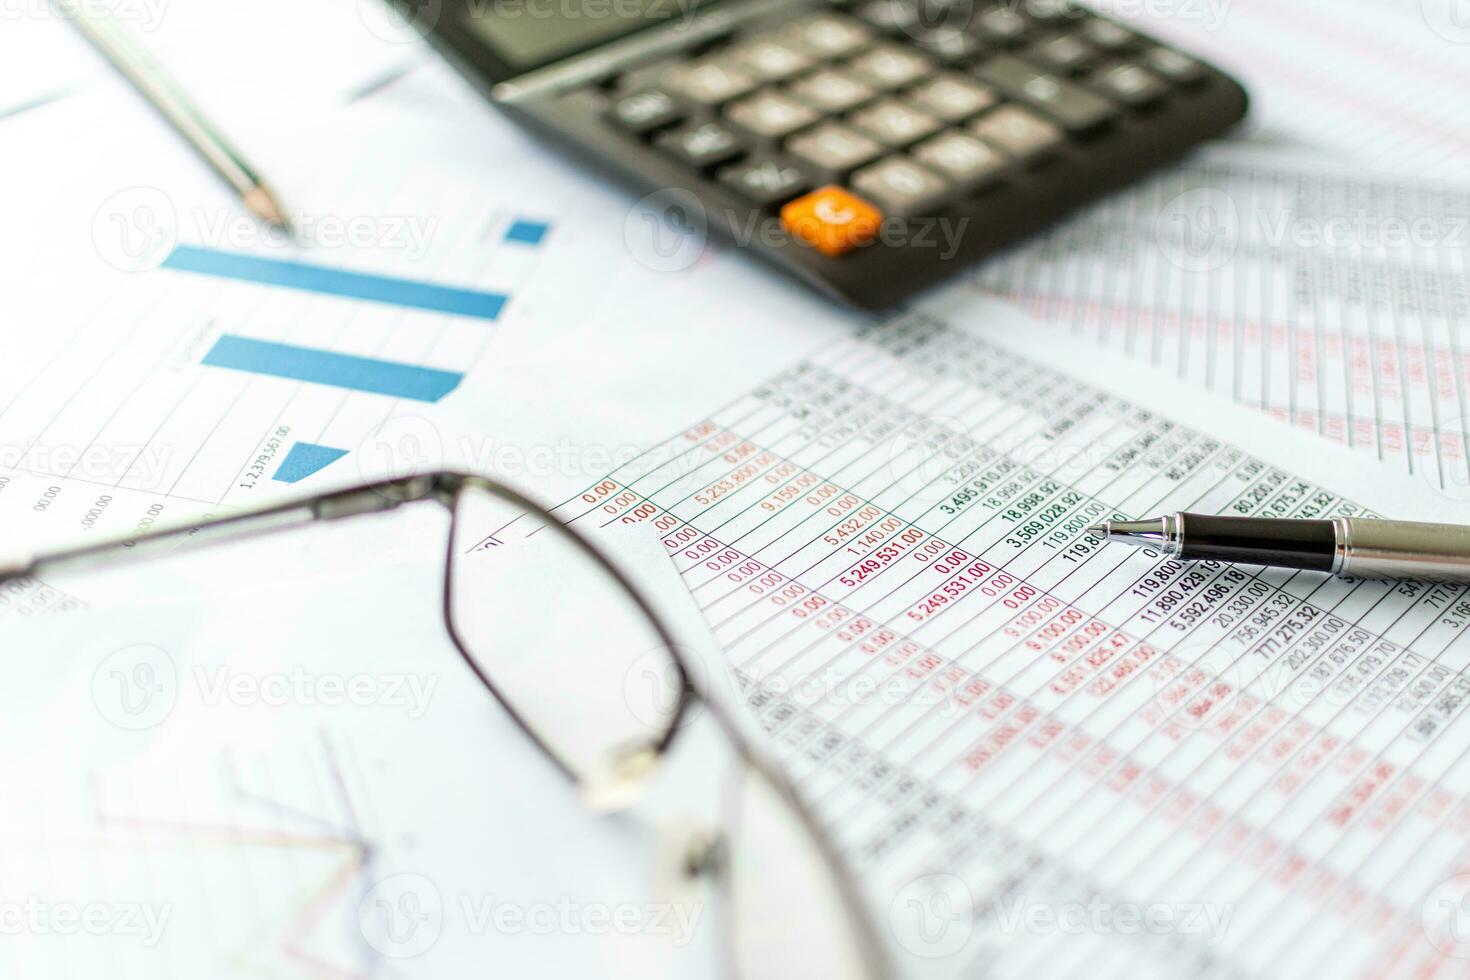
[1,471,889,980]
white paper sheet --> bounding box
[971,144,1470,492]
[447,288,1470,978]
[0,91,580,596]
[0,545,722,980]
[0,0,423,122]
[1110,0,1470,180]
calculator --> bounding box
[407,0,1248,310]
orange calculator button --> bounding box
[780,186,883,258]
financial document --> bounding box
[1114,0,1470,179]
[0,544,721,980]
[506,291,1470,977]
[0,0,421,121]
[965,0,1470,488]
[0,92,569,613]
[972,145,1470,491]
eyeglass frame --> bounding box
[0,469,890,978]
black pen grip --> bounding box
[1178,514,1336,572]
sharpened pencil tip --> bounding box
[244,185,292,234]
[1087,524,1109,536]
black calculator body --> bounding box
[406,0,1248,310]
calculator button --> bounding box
[847,42,935,90]
[784,13,874,59]
[1027,33,1100,72]
[781,185,884,257]
[726,89,820,139]
[730,37,813,82]
[912,130,1008,188]
[851,156,951,215]
[974,55,1117,130]
[787,122,885,174]
[911,27,982,63]
[1080,17,1135,50]
[720,158,809,207]
[609,89,683,134]
[1025,0,1082,23]
[788,68,876,113]
[972,6,1033,45]
[1092,62,1168,105]
[663,59,758,105]
[849,97,943,147]
[1144,46,1205,84]
[855,0,921,35]
[656,122,745,169]
[970,105,1063,163]
[906,73,998,122]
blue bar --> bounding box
[162,245,507,320]
[504,220,549,246]
[273,442,349,484]
[203,335,462,402]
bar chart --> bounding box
[273,442,349,484]
[0,199,556,571]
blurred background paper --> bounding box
[0,0,425,129]
[0,551,721,979]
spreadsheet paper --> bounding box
[534,292,1470,978]
[972,145,1470,491]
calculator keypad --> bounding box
[847,43,935,90]
[783,13,874,59]
[1028,34,1100,72]
[789,68,876,113]
[611,89,682,133]
[974,6,1033,45]
[780,185,883,256]
[788,122,886,176]
[970,106,1063,163]
[912,131,1008,189]
[721,158,810,206]
[974,55,1117,131]
[907,74,999,123]
[602,1,1239,271]
[726,89,821,139]
[851,157,949,215]
[663,59,758,105]
[1092,62,1168,105]
[850,98,943,148]
[655,122,745,169]
[729,37,814,81]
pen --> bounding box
[54,0,291,231]
[1089,513,1470,582]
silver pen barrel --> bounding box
[1333,518,1470,581]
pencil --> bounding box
[54,0,292,232]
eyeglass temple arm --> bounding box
[0,473,463,586]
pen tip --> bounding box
[1087,524,1109,537]
[244,186,292,234]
